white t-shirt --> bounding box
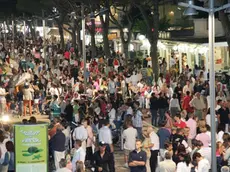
[122,127,137,150]
[150,131,160,151]
[196,158,210,172]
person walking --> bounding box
[72,140,86,172]
[49,125,66,170]
[150,93,159,126]
[92,141,114,172]
[148,127,159,172]
[122,120,137,168]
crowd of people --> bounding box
[0,32,230,172]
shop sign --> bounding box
[14,124,48,172]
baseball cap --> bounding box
[99,141,107,147]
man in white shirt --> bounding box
[148,127,159,172]
[193,152,210,172]
[158,152,176,172]
[99,120,113,152]
[98,120,115,171]
[73,119,88,151]
[71,140,86,172]
[122,120,137,168]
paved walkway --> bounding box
[111,117,155,172]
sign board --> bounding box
[14,124,48,172]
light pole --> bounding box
[3,21,7,48]
[179,1,230,171]
[42,10,47,69]
[81,4,87,93]
[23,13,26,57]
[12,16,15,59]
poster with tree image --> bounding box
[14,124,48,172]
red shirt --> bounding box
[182,95,193,112]
[174,120,187,128]
[64,51,70,59]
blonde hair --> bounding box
[198,119,206,128]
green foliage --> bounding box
[159,16,171,31]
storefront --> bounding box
[159,40,229,73]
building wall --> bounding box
[194,18,225,37]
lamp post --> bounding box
[23,13,26,57]
[3,21,7,48]
[42,10,47,69]
[81,4,87,93]
[179,1,230,171]
[12,16,15,59]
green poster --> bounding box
[14,124,48,172]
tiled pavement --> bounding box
[104,117,155,172]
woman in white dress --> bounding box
[176,153,193,172]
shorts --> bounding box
[34,99,39,104]
[124,149,131,156]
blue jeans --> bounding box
[151,109,158,126]
[136,127,143,140]
[159,108,166,123]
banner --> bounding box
[14,124,48,172]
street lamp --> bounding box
[179,0,230,171]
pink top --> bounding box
[196,133,211,147]
[93,81,100,90]
[186,118,197,139]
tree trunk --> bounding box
[28,22,36,41]
[76,26,82,56]
[122,41,129,59]
[102,25,110,58]
[57,23,65,50]
[71,22,77,51]
[150,40,159,82]
[90,19,96,59]
[99,0,111,59]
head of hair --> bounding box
[164,141,172,149]
[5,141,14,152]
[172,93,177,99]
[76,161,84,172]
[177,128,184,134]
[103,120,110,126]
[175,113,181,119]
[29,116,37,124]
[186,91,190,96]
[75,139,82,147]
[196,140,204,147]
[193,152,202,161]
[165,151,172,160]
[177,144,186,154]
[178,152,191,166]
[126,120,133,127]
[22,119,28,124]
[59,158,67,168]
[223,133,230,142]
